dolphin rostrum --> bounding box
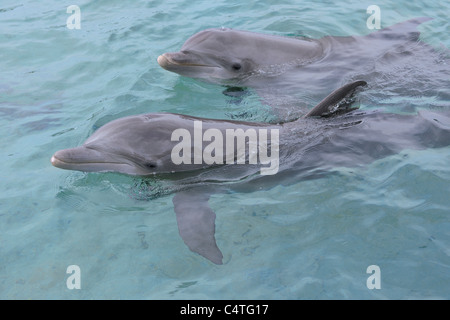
[51,81,450,264]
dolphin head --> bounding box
[157,28,322,85]
[51,114,186,176]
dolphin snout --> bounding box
[51,146,145,175]
[157,52,212,69]
[51,148,79,168]
[51,146,112,171]
[157,53,173,68]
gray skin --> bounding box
[158,18,449,119]
[157,18,434,88]
[51,82,450,264]
[157,27,322,85]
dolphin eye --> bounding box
[231,63,242,71]
[144,162,157,169]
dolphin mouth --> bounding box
[51,147,133,173]
[51,154,123,169]
[157,52,215,69]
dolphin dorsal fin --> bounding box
[304,81,367,118]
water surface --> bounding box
[0,0,449,299]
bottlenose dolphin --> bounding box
[158,18,449,118]
[51,81,450,264]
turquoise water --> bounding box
[1,0,449,299]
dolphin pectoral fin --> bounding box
[173,190,224,264]
[304,80,367,118]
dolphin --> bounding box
[51,81,450,264]
[158,18,449,118]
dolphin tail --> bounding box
[173,189,224,264]
[370,17,433,42]
[304,80,367,118]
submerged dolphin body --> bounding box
[158,18,449,119]
[51,82,450,264]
